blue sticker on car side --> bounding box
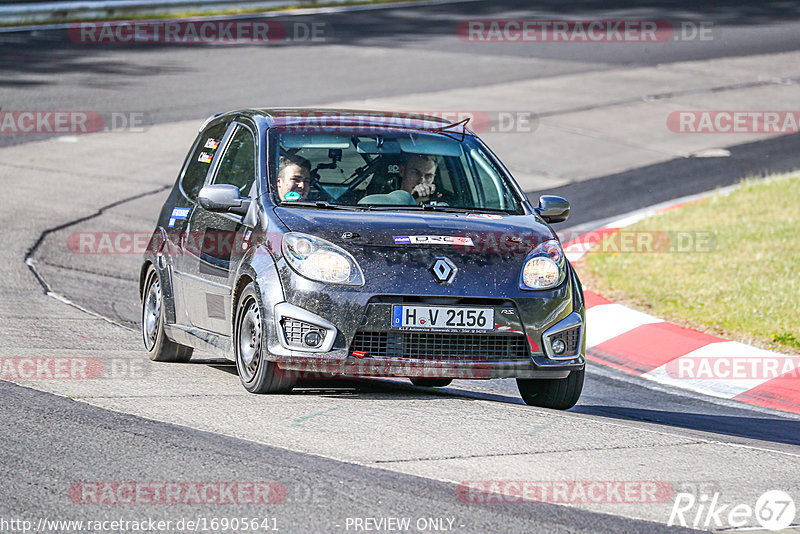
[168,207,191,228]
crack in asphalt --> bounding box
[109,299,131,327]
[370,440,709,464]
[24,184,171,329]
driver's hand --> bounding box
[411,182,436,200]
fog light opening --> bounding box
[304,331,322,348]
[280,316,326,349]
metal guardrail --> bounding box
[0,0,349,25]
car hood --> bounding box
[273,206,566,298]
[273,207,555,251]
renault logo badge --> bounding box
[430,257,457,285]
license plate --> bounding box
[392,305,494,330]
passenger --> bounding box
[276,154,312,201]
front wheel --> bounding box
[141,265,192,362]
[234,283,296,394]
[517,368,584,410]
[410,378,453,387]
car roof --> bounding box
[201,108,474,135]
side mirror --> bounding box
[535,195,570,224]
[198,184,250,216]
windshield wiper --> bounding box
[281,201,363,211]
[363,205,425,211]
[421,204,471,213]
[366,204,508,214]
[286,202,515,215]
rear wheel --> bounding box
[234,283,296,394]
[517,368,584,410]
[142,266,192,362]
[410,378,453,387]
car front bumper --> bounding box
[262,263,585,380]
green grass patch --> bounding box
[581,172,800,354]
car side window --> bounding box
[212,125,256,197]
[181,122,228,201]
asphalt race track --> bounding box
[2,1,800,532]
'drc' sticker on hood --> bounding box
[393,235,475,246]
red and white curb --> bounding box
[562,196,800,416]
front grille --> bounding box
[549,326,580,354]
[281,318,324,347]
[350,331,530,362]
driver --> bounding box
[276,154,312,201]
[398,154,438,203]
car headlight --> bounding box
[520,239,566,290]
[282,233,364,285]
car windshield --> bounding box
[271,129,523,213]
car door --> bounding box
[168,120,229,327]
[181,123,258,335]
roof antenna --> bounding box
[423,117,470,142]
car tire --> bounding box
[516,368,584,410]
[142,265,193,363]
[410,378,453,387]
[234,282,296,394]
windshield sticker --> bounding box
[283,191,302,201]
[198,152,213,164]
[204,138,220,150]
[468,213,503,220]
[168,207,191,228]
[393,235,475,246]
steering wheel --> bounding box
[307,168,336,202]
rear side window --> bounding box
[181,122,228,200]
[212,125,257,196]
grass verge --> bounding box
[578,172,800,354]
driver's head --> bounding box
[277,154,311,201]
[399,154,437,194]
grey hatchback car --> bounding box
[140,109,586,409]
